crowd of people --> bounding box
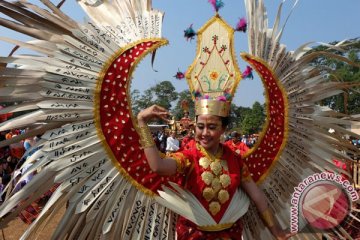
[349,136,360,161]
[151,126,258,156]
[0,128,39,203]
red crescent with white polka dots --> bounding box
[242,53,288,183]
[98,39,176,194]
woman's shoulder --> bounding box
[222,143,237,155]
[222,143,243,162]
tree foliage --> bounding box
[240,101,265,135]
[151,81,178,109]
[130,81,178,116]
[131,81,266,132]
[229,104,252,130]
[309,39,360,114]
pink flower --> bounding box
[217,96,227,102]
[236,17,247,32]
[174,69,185,80]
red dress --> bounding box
[224,140,249,156]
[170,143,251,240]
[180,137,196,151]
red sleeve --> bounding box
[167,149,193,174]
[225,144,252,182]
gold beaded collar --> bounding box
[197,143,223,160]
[197,143,231,216]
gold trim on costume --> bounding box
[199,157,211,169]
[209,201,221,215]
[260,208,276,228]
[195,99,230,117]
[138,125,155,148]
[169,152,191,174]
[198,144,232,214]
[203,187,216,202]
[201,171,214,185]
[210,161,222,176]
[94,38,168,197]
[240,53,289,185]
[197,222,234,232]
[218,189,230,204]
[211,177,222,192]
[219,174,231,188]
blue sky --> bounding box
[1,0,359,107]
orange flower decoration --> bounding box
[209,70,219,81]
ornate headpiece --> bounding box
[180,100,190,113]
[186,14,242,117]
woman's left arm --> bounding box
[241,179,295,240]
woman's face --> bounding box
[195,115,225,154]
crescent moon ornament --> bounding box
[95,39,173,195]
[241,53,288,183]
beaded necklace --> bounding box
[197,143,232,216]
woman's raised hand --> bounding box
[137,105,171,125]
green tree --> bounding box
[309,39,360,114]
[229,104,252,130]
[130,81,178,117]
[240,101,265,134]
[151,81,178,109]
[133,88,155,114]
[130,89,142,115]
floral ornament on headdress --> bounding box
[223,89,232,100]
[208,0,224,12]
[184,24,196,41]
[174,69,185,80]
[235,17,247,32]
[193,90,203,99]
[242,66,253,80]
[193,89,232,102]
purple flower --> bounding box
[235,17,247,32]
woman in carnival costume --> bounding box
[137,6,294,237]
[0,0,358,239]
[137,103,294,240]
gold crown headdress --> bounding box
[180,100,190,113]
[185,14,242,117]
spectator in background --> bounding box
[225,131,250,156]
[180,131,195,151]
[1,161,12,187]
[158,128,168,153]
[5,129,16,140]
[153,132,161,151]
[166,130,180,153]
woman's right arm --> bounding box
[137,105,177,176]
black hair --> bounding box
[221,117,230,128]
